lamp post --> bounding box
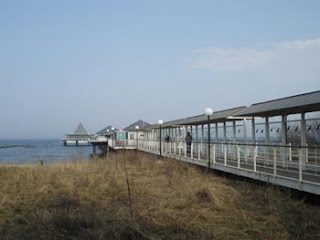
[158,120,163,158]
[205,108,213,169]
[135,125,139,149]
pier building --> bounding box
[61,122,94,146]
[90,120,150,154]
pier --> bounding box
[100,91,320,195]
[62,91,320,195]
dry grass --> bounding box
[0,151,320,240]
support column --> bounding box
[265,117,270,144]
[170,128,173,153]
[265,117,270,161]
[300,113,307,168]
[215,122,219,157]
[223,122,227,158]
[195,125,198,144]
[232,121,237,143]
[233,120,237,159]
[201,124,204,156]
[172,128,174,140]
[251,117,256,143]
[251,117,256,163]
[208,118,211,166]
[223,122,227,143]
[201,124,204,143]
[244,118,248,162]
[195,125,198,156]
[281,115,287,167]
[190,125,193,157]
[251,117,256,171]
[215,123,219,143]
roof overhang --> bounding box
[234,91,320,117]
[146,106,247,130]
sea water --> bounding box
[0,139,93,164]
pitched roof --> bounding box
[234,90,320,117]
[124,120,151,131]
[74,122,88,134]
[96,125,118,135]
[146,106,246,129]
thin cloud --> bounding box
[189,38,320,71]
[277,38,320,49]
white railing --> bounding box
[107,139,138,149]
[134,140,320,194]
[105,138,320,190]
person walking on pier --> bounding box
[186,132,193,156]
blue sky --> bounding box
[1,0,320,138]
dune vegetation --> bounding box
[0,151,320,240]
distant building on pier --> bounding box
[124,120,150,141]
[96,125,119,137]
[62,122,94,146]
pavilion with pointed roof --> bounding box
[62,122,94,146]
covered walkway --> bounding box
[137,91,320,194]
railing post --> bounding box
[299,148,303,187]
[253,145,257,172]
[289,143,292,161]
[191,143,193,159]
[222,141,224,154]
[179,143,181,156]
[198,143,201,160]
[255,142,258,158]
[237,145,240,168]
[213,145,216,164]
[245,144,248,163]
[273,147,277,176]
[185,143,187,157]
[224,143,227,166]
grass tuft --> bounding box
[0,151,320,239]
